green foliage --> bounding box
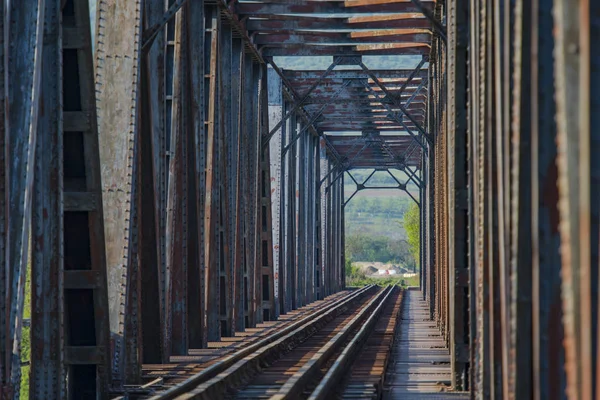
[21,263,31,399]
[403,203,420,264]
[346,233,406,264]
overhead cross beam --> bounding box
[343,169,420,208]
[410,0,447,43]
[236,1,435,16]
[359,61,431,143]
[283,80,352,155]
[263,58,341,145]
[246,17,433,31]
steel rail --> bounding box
[271,285,395,400]
[307,286,397,400]
[149,285,376,399]
[111,291,357,397]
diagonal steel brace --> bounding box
[264,58,341,145]
[282,80,351,155]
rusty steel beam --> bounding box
[236,1,434,16]
[142,0,187,51]
[204,5,220,342]
[530,2,565,399]
[304,96,427,105]
[3,0,44,396]
[233,39,246,332]
[246,17,432,31]
[264,59,340,146]
[30,0,64,398]
[447,0,469,390]
[218,20,234,337]
[262,44,430,57]
[410,0,446,42]
[268,68,284,316]
[0,0,4,390]
[61,0,113,397]
[167,8,188,357]
[185,0,207,350]
[554,1,599,399]
[95,0,144,385]
[255,32,431,46]
[283,69,428,80]
[140,0,169,364]
[258,65,276,320]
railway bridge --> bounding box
[0,0,598,399]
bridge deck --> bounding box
[384,290,469,400]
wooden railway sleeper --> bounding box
[170,288,375,399]
[272,286,395,400]
[149,285,376,399]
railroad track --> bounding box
[139,289,357,386]
[336,287,403,399]
[113,284,404,399]
[137,285,400,400]
[114,285,377,398]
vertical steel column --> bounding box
[426,48,436,319]
[246,58,260,326]
[529,2,565,398]
[289,112,298,309]
[329,176,335,294]
[58,0,113,396]
[313,137,322,301]
[166,6,189,358]
[240,54,258,326]
[259,66,276,321]
[340,174,346,289]
[1,0,43,395]
[281,100,292,313]
[218,21,233,337]
[268,67,283,318]
[0,0,5,390]
[306,135,316,303]
[30,0,63,398]
[253,63,264,325]
[319,140,329,298]
[325,161,331,297]
[467,0,480,392]
[554,1,599,399]
[186,0,207,350]
[482,2,504,397]
[420,152,426,299]
[447,0,470,389]
[228,42,241,330]
[204,5,220,342]
[297,122,307,308]
[495,1,512,395]
[139,0,169,364]
[333,175,340,292]
[478,9,492,395]
[508,1,536,398]
[232,39,245,332]
[95,0,144,383]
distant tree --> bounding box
[403,203,420,263]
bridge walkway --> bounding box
[384,290,469,400]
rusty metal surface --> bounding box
[95,0,144,385]
[139,288,368,398]
[2,0,44,397]
[3,0,599,399]
[184,286,381,399]
[30,0,63,397]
